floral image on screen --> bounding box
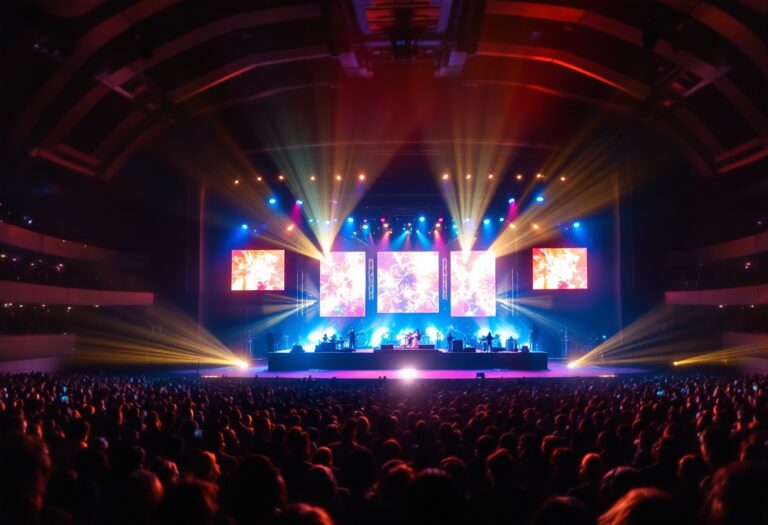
[320,252,366,317]
[532,248,588,290]
[377,251,439,313]
[231,250,285,291]
[451,251,496,317]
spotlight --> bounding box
[257,176,263,182]
[509,224,516,229]
[573,221,581,228]
[499,217,505,222]
[241,224,248,230]
[419,216,426,223]
[560,176,566,181]
[383,223,389,228]
[347,217,354,223]
[296,200,303,206]
[508,197,515,204]
[483,218,490,225]
[466,174,472,180]
[234,179,240,185]
[358,173,366,181]
[268,197,277,205]
[488,173,494,179]
[442,173,449,180]
[438,217,443,222]
[567,362,578,369]
[325,220,331,225]
[234,359,249,369]
[536,195,544,203]
[532,223,540,230]
[673,361,679,366]
[286,224,294,231]
[516,174,523,180]
[380,217,386,223]
[398,368,418,380]
[310,175,316,181]
[278,174,285,181]
[335,174,342,181]
[362,224,369,230]
[536,173,544,179]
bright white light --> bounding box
[234,359,249,369]
[398,368,418,380]
[567,361,578,369]
[426,326,438,341]
[369,327,389,348]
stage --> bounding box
[267,349,547,371]
[196,360,642,380]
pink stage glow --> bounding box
[377,251,439,313]
[451,251,496,316]
[231,250,285,291]
[320,252,366,317]
[532,248,588,290]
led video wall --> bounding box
[231,249,285,291]
[451,251,496,317]
[320,252,366,317]
[377,251,439,313]
[532,248,588,290]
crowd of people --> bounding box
[0,372,766,525]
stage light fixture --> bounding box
[483,218,490,225]
[234,359,249,369]
[380,217,386,223]
[536,173,544,179]
[488,173,494,179]
[310,175,316,181]
[335,174,342,181]
[438,217,443,222]
[398,368,418,380]
[536,195,544,203]
[268,197,277,205]
[516,174,523,180]
[509,224,516,229]
[383,223,389,228]
[234,179,240,185]
[499,217,505,222]
[532,223,540,230]
[362,224,369,230]
[358,173,366,181]
[508,197,515,204]
[560,176,566,181]
[286,225,294,231]
[573,221,581,228]
[296,200,303,206]
[466,174,472,180]
[278,174,285,181]
[241,224,248,230]
[257,176,263,182]
[419,216,426,223]
[567,362,578,369]
[442,173,449,180]
[347,217,354,223]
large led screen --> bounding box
[231,250,285,291]
[451,251,496,317]
[377,251,439,313]
[320,252,366,317]
[532,248,588,290]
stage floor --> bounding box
[195,360,644,380]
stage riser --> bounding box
[267,351,547,371]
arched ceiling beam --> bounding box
[659,0,768,78]
[14,0,181,145]
[475,42,651,99]
[40,3,322,146]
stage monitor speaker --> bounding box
[521,345,530,353]
[380,344,394,350]
[418,344,435,349]
[290,345,304,353]
[465,347,476,353]
[452,340,464,353]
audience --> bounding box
[0,372,765,525]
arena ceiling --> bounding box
[0,0,766,181]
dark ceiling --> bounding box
[0,0,766,182]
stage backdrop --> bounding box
[320,252,366,317]
[451,251,496,317]
[377,251,439,313]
